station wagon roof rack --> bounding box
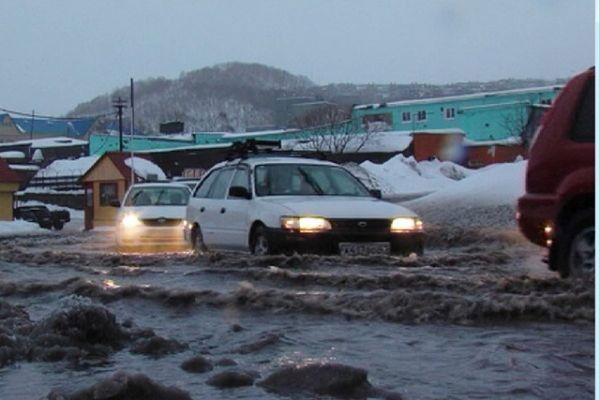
[224,139,331,163]
[226,139,284,160]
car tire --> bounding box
[193,225,207,254]
[52,221,64,230]
[391,240,424,256]
[558,209,594,280]
[251,225,275,256]
[39,221,52,230]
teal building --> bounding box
[89,85,562,156]
[89,130,302,156]
[352,86,561,141]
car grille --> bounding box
[141,218,182,227]
[329,219,391,234]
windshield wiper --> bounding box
[298,167,324,195]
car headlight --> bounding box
[121,213,141,228]
[281,216,332,233]
[391,217,423,232]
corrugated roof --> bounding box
[0,158,22,183]
[354,85,563,110]
[11,116,96,137]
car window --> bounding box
[194,169,220,198]
[207,168,234,199]
[124,186,190,206]
[254,164,370,197]
[570,76,595,143]
[228,168,251,198]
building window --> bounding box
[416,110,427,121]
[444,108,455,119]
[99,183,118,206]
[401,112,411,123]
[362,113,392,125]
[362,113,392,131]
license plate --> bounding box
[339,242,390,256]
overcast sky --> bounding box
[0,0,595,115]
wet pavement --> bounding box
[0,225,594,399]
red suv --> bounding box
[518,67,595,279]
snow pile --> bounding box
[412,161,526,208]
[404,161,527,228]
[35,155,99,177]
[0,220,45,237]
[354,154,526,227]
[125,157,167,180]
[359,155,473,197]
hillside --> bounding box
[68,62,564,134]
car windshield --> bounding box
[124,186,190,206]
[254,164,371,197]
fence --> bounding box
[26,175,83,191]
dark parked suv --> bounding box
[517,67,595,278]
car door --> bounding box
[201,167,235,247]
[187,168,221,245]
[214,166,253,250]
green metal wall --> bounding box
[352,86,561,141]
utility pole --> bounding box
[130,79,135,184]
[112,97,127,152]
[29,110,35,159]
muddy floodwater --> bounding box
[0,223,593,399]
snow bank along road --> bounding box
[0,204,593,399]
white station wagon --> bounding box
[184,156,424,256]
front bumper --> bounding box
[265,227,424,255]
[517,193,558,247]
[116,225,191,253]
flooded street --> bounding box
[0,223,593,400]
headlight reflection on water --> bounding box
[102,279,120,289]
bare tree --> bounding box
[198,111,235,132]
[290,105,381,154]
[499,106,531,139]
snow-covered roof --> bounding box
[411,128,466,136]
[35,155,100,177]
[0,136,87,149]
[281,130,414,153]
[0,151,26,159]
[222,129,300,139]
[464,136,523,147]
[124,157,167,180]
[9,164,39,171]
[137,143,232,154]
[354,85,563,110]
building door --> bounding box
[84,185,94,230]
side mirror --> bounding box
[109,199,121,207]
[228,186,251,199]
[369,189,382,199]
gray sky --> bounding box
[0,0,595,115]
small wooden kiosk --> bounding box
[0,158,21,220]
[81,152,154,230]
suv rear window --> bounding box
[570,76,595,142]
